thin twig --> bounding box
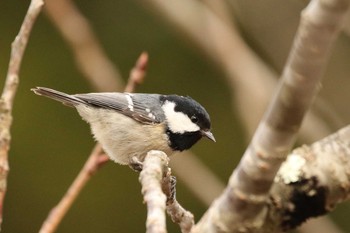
[139,150,169,233]
[166,200,194,233]
[39,144,105,233]
[39,52,148,233]
[0,0,43,230]
[125,52,148,93]
[161,168,194,233]
[44,0,123,92]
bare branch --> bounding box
[45,0,123,92]
[125,52,148,93]
[162,168,194,233]
[192,0,349,232]
[139,150,169,233]
[266,125,350,231]
[201,0,234,25]
[0,0,43,229]
[166,200,194,233]
[39,144,106,233]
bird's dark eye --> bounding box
[191,116,198,123]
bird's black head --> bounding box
[160,95,215,151]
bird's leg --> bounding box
[129,156,143,172]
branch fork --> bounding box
[140,150,194,233]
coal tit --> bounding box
[32,87,215,167]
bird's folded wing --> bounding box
[74,93,162,124]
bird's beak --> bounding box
[201,130,216,142]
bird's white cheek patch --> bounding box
[162,101,200,133]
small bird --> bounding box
[32,87,215,169]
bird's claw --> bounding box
[129,157,143,172]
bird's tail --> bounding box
[31,87,85,107]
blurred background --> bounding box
[1,0,350,232]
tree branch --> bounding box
[0,0,43,229]
[44,0,124,92]
[161,167,194,233]
[266,125,350,231]
[166,200,194,233]
[191,0,349,232]
[125,52,148,93]
[39,144,106,233]
[139,150,169,233]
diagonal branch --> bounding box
[0,0,44,230]
[192,0,350,232]
[165,199,194,233]
[161,168,194,233]
[39,144,105,233]
[44,0,123,92]
[140,150,195,233]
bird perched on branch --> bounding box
[32,87,215,170]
